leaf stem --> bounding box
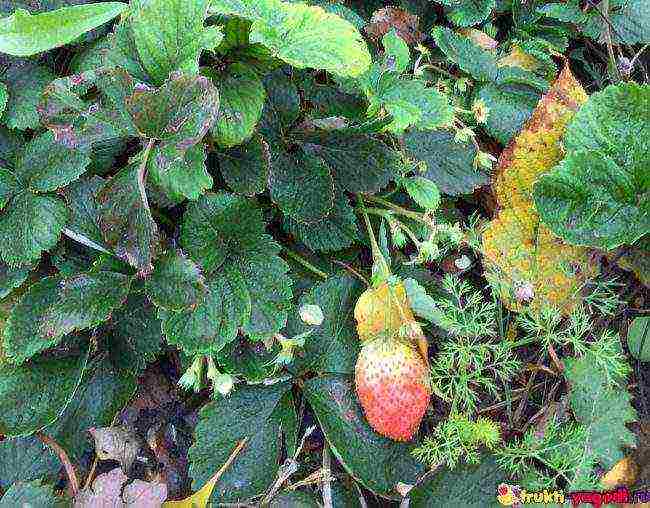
[137,138,156,214]
[283,249,329,280]
[364,195,430,225]
[37,432,79,497]
[357,194,390,281]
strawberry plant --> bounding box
[0,0,649,506]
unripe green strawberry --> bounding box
[355,339,430,441]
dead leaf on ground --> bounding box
[365,7,423,45]
[75,467,167,508]
[89,426,141,473]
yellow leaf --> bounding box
[458,28,498,51]
[601,456,638,489]
[162,439,248,508]
[481,66,596,314]
[498,45,542,72]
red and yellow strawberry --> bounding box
[353,278,431,441]
[355,338,430,441]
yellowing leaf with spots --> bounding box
[481,66,596,314]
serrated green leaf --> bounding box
[409,454,504,507]
[237,254,292,340]
[259,70,300,141]
[285,186,358,252]
[440,0,495,27]
[217,133,270,196]
[0,260,31,299]
[0,437,59,491]
[0,192,68,268]
[107,293,164,375]
[176,192,292,346]
[211,0,371,77]
[16,132,90,193]
[145,250,207,311]
[565,355,637,469]
[3,271,131,364]
[478,81,540,144]
[540,0,650,45]
[301,132,401,193]
[403,176,441,210]
[61,176,110,253]
[208,62,266,148]
[180,192,274,275]
[627,316,650,362]
[431,26,498,81]
[0,480,57,507]
[0,2,127,56]
[40,68,138,148]
[371,77,453,133]
[160,273,249,355]
[303,375,425,498]
[382,29,410,73]
[0,353,88,437]
[130,0,221,85]
[534,83,650,249]
[287,275,360,375]
[188,383,291,503]
[147,144,212,203]
[403,129,487,195]
[269,150,334,224]
[49,355,137,462]
[0,168,19,211]
[97,164,160,276]
[104,21,150,82]
[2,63,54,130]
[216,337,278,383]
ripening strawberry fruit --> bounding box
[355,339,430,441]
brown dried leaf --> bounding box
[365,7,423,46]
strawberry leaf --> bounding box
[188,383,293,503]
[0,3,127,57]
[210,0,371,77]
[209,62,266,148]
[269,150,335,224]
[286,275,361,375]
[303,375,425,499]
[0,481,57,507]
[107,293,164,375]
[130,0,222,86]
[0,438,60,491]
[217,134,270,196]
[403,129,487,196]
[0,192,68,268]
[0,353,88,437]
[565,355,637,469]
[284,185,358,252]
[2,63,55,130]
[147,144,212,203]
[3,271,131,364]
[144,250,207,312]
[97,164,161,276]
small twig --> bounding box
[322,443,333,508]
[37,432,80,498]
[332,260,370,287]
[547,343,564,373]
[599,0,621,82]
